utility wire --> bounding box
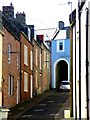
[0,0,51,28]
[26,15,51,28]
[0,1,5,5]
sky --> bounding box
[0,0,76,29]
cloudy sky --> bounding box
[0,0,76,29]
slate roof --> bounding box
[2,12,35,43]
[2,12,20,40]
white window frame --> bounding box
[28,27,31,41]
[24,72,28,92]
[24,45,28,66]
[30,51,33,70]
[8,44,11,64]
[17,52,20,70]
[36,71,38,88]
[57,40,64,52]
[40,53,42,70]
[35,49,38,66]
[44,51,46,69]
[8,74,14,96]
[47,54,49,69]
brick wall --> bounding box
[2,27,20,108]
[20,32,33,101]
[33,40,42,95]
[42,44,50,92]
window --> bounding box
[47,54,50,69]
[30,51,33,70]
[24,45,28,66]
[28,27,31,41]
[57,40,64,52]
[17,52,20,70]
[36,71,38,88]
[8,44,12,64]
[24,72,28,92]
[35,49,38,65]
[44,51,46,69]
[40,53,42,69]
[8,74,14,95]
[59,42,63,50]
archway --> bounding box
[52,58,70,89]
[55,60,68,90]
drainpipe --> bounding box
[78,4,81,120]
[32,39,35,97]
[70,26,73,117]
[85,7,89,120]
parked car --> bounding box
[60,81,70,91]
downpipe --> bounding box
[85,7,89,120]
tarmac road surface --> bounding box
[16,91,69,120]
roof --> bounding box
[36,28,59,41]
[53,26,70,40]
[2,12,20,40]
[8,17,28,36]
[2,12,35,43]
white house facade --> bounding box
[70,0,90,119]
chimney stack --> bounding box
[16,11,26,24]
[58,21,64,30]
[3,3,14,18]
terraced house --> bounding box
[69,0,90,119]
[0,3,51,108]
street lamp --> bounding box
[68,2,72,20]
[59,1,72,26]
[59,1,72,17]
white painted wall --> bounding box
[88,1,90,118]
[72,25,75,117]
[73,22,80,118]
[81,3,87,117]
[73,0,90,118]
[76,1,80,117]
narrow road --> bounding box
[16,91,69,120]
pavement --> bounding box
[54,96,71,120]
[7,90,71,120]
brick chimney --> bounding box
[37,35,44,44]
[16,11,26,24]
[3,3,14,18]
